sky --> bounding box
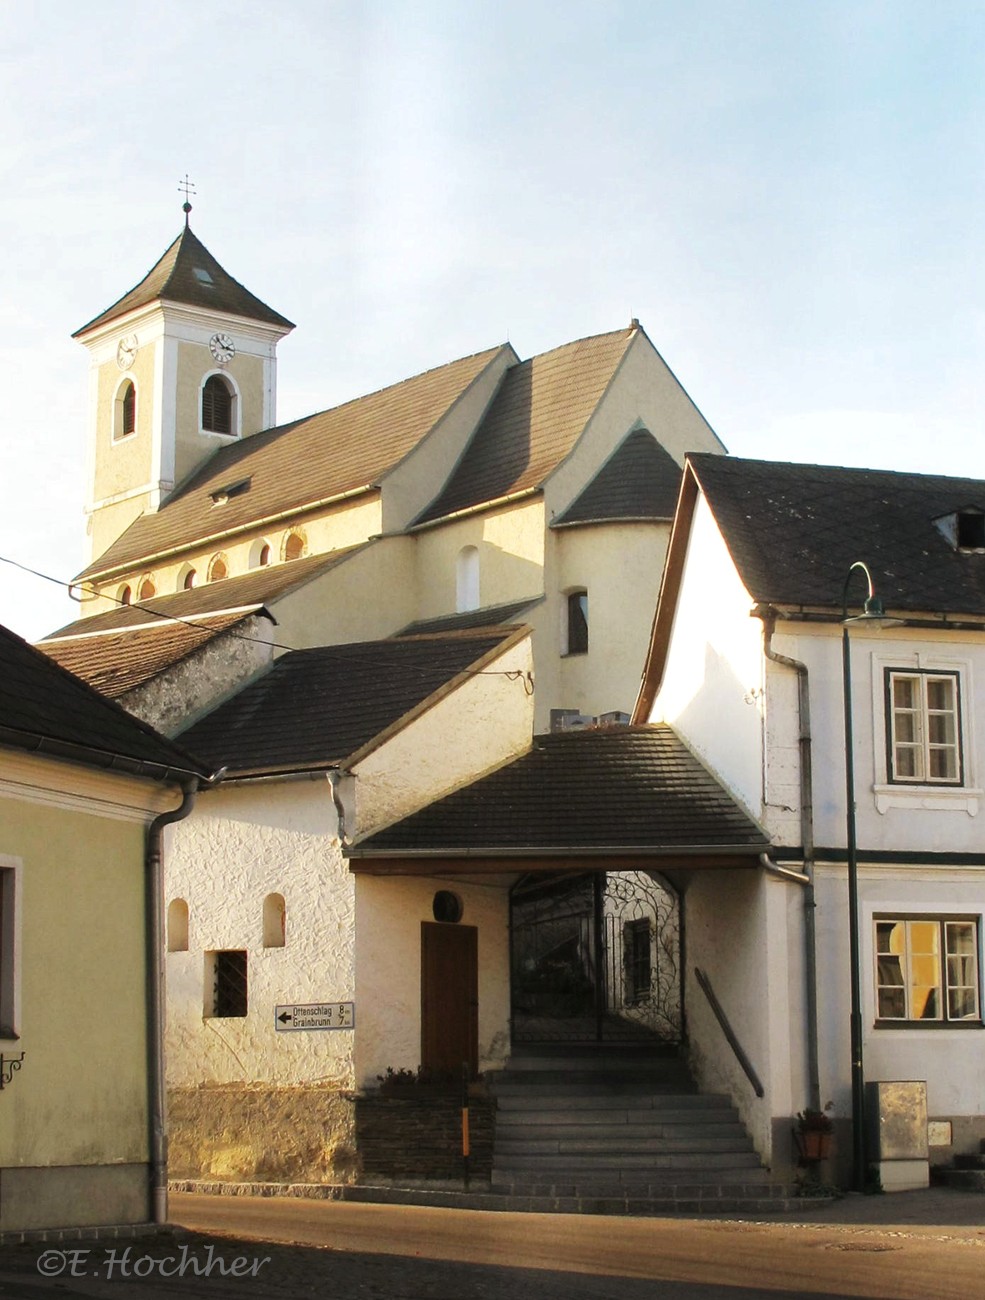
[2,0,985,640]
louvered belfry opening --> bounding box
[202,374,233,434]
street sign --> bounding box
[274,1002,354,1032]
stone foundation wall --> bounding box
[168,1085,358,1183]
[167,1084,496,1185]
[355,1091,496,1182]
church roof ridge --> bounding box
[72,225,294,337]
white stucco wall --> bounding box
[649,495,765,816]
[165,777,355,1088]
[351,634,534,837]
[352,874,511,1087]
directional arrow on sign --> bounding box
[277,1012,293,1024]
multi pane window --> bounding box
[886,670,961,784]
[875,917,980,1023]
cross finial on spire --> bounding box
[178,173,197,226]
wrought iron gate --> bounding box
[509,870,681,1043]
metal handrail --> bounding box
[694,967,764,1098]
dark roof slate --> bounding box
[79,348,506,580]
[73,226,294,336]
[176,630,517,775]
[553,429,682,526]
[37,612,255,698]
[397,597,542,637]
[690,455,985,615]
[0,621,209,780]
[49,549,356,637]
[415,329,636,524]
[352,726,766,855]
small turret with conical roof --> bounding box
[75,200,294,567]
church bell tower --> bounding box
[73,203,294,566]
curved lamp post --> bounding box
[842,561,903,1192]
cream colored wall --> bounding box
[542,521,670,727]
[174,343,265,485]
[353,874,511,1086]
[92,346,157,505]
[273,533,417,648]
[165,779,356,1089]
[87,496,385,614]
[544,331,722,520]
[350,633,534,837]
[413,500,545,621]
[380,347,516,532]
[0,769,154,1172]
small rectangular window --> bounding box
[886,670,962,785]
[565,591,589,656]
[623,918,652,1005]
[206,950,248,1018]
[875,917,981,1024]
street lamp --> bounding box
[842,560,903,1193]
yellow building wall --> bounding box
[174,343,265,485]
[92,347,156,507]
[413,499,546,620]
[0,791,149,1172]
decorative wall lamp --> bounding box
[842,560,904,1192]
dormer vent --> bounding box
[193,266,215,286]
[934,507,985,553]
[210,478,251,506]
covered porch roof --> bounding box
[347,725,768,876]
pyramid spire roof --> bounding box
[73,225,294,337]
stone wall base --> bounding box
[167,1085,496,1185]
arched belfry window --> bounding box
[114,378,136,440]
[456,545,480,612]
[202,374,234,435]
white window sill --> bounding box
[874,784,982,816]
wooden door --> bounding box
[421,922,478,1077]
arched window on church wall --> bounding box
[113,378,136,440]
[178,565,197,591]
[456,545,480,612]
[283,531,306,562]
[167,898,189,953]
[208,554,229,582]
[138,575,156,600]
[202,374,235,435]
[263,893,286,948]
[118,584,132,607]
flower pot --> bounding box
[799,1129,832,1161]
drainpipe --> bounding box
[145,779,199,1226]
[758,608,821,1114]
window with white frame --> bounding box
[885,669,962,784]
[875,916,981,1024]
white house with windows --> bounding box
[634,453,985,1182]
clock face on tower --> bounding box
[209,332,236,365]
[116,335,137,370]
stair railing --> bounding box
[694,967,764,1098]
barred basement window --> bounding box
[875,917,981,1024]
[206,950,248,1018]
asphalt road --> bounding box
[1,1191,982,1300]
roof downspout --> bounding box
[145,779,199,1226]
[758,607,821,1114]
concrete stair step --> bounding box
[492,1166,773,1188]
[495,1120,747,1140]
[494,1150,764,1172]
[492,1079,699,1097]
[495,1136,756,1156]
[495,1092,733,1113]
